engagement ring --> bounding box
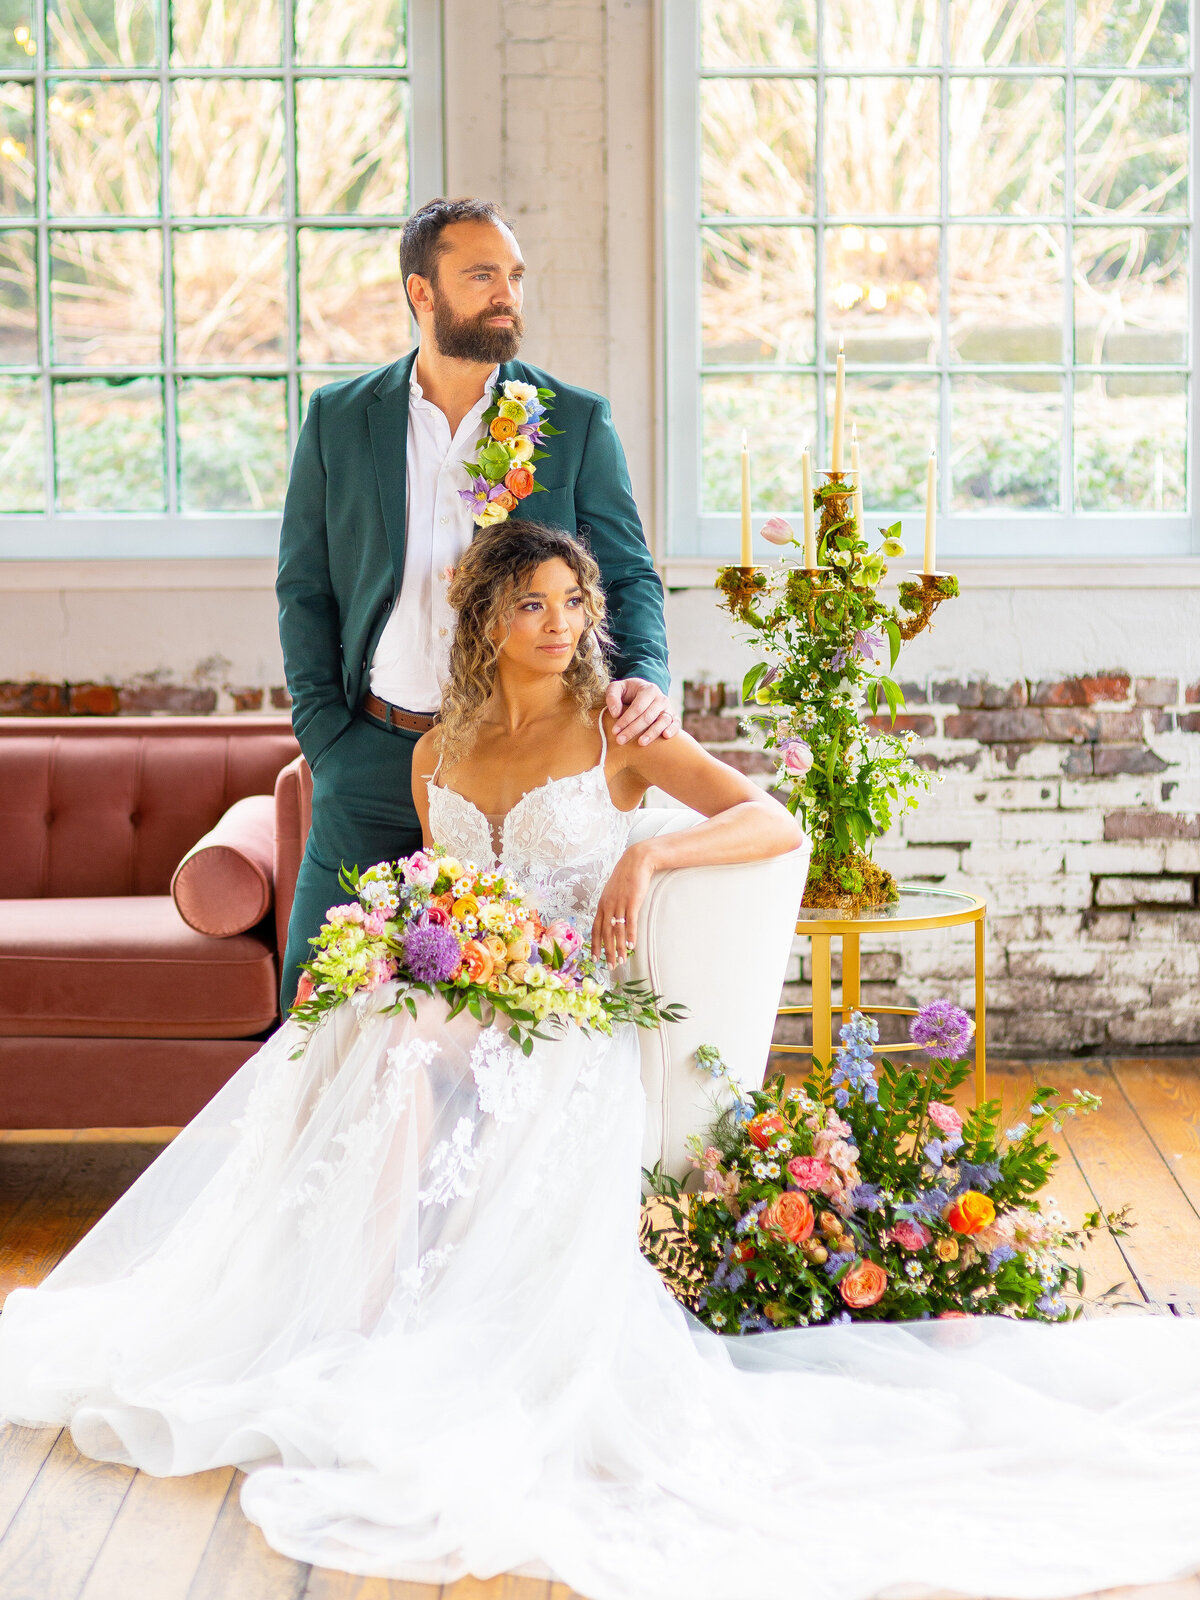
[611,916,625,925]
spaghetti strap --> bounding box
[595,714,608,769]
[430,736,444,786]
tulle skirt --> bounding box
[2,983,1200,1600]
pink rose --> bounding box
[928,1102,963,1137]
[890,1220,932,1252]
[758,516,796,546]
[401,850,438,888]
[544,918,583,955]
[366,955,397,989]
[325,902,364,926]
[786,1155,835,1192]
[779,739,813,777]
[362,909,389,936]
[422,904,451,928]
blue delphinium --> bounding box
[832,1011,880,1107]
[896,1187,951,1224]
[987,1244,1018,1273]
[848,1181,883,1212]
[823,1249,856,1279]
[955,1160,1000,1194]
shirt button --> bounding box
[440,515,449,524]
[438,626,448,637]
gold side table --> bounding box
[776,886,988,1104]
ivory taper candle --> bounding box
[831,337,845,470]
[801,447,816,567]
[740,429,752,566]
[851,423,863,532]
[923,445,937,574]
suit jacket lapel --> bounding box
[367,348,418,595]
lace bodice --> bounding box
[426,722,636,926]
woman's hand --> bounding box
[591,841,656,967]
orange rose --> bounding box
[494,490,519,512]
[292,971,315,1007]
[839,1259,889,1309]
[944,1191,996,1235]
[747,1112,787,1150]
[460,939,494,984]
[489,415,518,441]
[432,891,456,913]
[761,1190,815,1245]
[451,893,480,920]
[731,1240,757,1264]
[482,934,508,964]
[504,464,535,499]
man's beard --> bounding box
[431,296,525,364]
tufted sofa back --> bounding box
[0,717,300,899]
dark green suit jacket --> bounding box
[276,349,670,772]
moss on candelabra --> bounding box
[717,472,959,915]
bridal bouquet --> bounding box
[642,1007,1130,1330]
[289,846,681,1055]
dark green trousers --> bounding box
[279,712,424,1013]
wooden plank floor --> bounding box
[0,1060,1198,1599]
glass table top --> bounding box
[794,885,984,929]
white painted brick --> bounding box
[998,810,1104,844]
[1106,1011,1200,1045]
[966,844,1066,879]
[1064,842,1168,875]
[1163,841,1200,873]
[1060,777,1160,809]
[1007,944,1108,979]
[1095,877,1193,907]
[1159,780,1200,810]
[985,779,1062,810]
[983,875,1094,914]
[1130,909,1189,943]
[982,746,1070,780]
[874,846,961,878]
[902,809,1002,845]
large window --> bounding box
[662,0,1194,561]
[0,0,439,557]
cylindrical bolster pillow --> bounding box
[171,794,275,937]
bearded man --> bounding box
[275,195,674,1008]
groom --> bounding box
[275,196,674,1009]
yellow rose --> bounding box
[506,961,534,986]
[482,933,508,964]
[438,857,464,882]
[935,1237,959,1262]
[505,936,532,964]
[452,893,480,920]
[508,435,534,464]
[477,501,509,528]
[480,902,509,933]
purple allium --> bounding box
[402,921,462,983]
[910,999,973,1060]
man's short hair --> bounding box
[399,197,512,316]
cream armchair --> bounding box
[626,808,812,1181]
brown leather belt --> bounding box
[361,691,438,734]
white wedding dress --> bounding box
[3,737,1200,1600]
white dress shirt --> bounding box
[368,363,500,713]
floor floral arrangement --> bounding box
[289,847,681,1057]
[642,1005,1130,1329]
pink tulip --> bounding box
[758,516,796,546]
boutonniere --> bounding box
[458,379,563,528]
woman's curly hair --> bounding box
[438,520,612,773]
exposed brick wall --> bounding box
[685,675,1200,1055]
[0,680,292,716]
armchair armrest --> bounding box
[170,795,276,938]
[627,808,812,1181]
[273,754,313,961]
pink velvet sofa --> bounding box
[0,717,307,1129]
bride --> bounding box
[3,522,1200,1600]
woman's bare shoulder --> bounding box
[412,725,442,781]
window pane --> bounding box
[51,228,161,363]
[951,374,1062,510]
[173,226,286,365]
[170,81,284,216]
[170,0,281,65]
[299,227,409,363]
[0,227,35,361]
[949,224,1064,363]
[949,77,1063,216]
[701,226,814,365]
[48,81,159,217]
[701,78,815,218]
[1075,77,1188,219]
[48,0,157,66]
[824,0,939,67]
[825,226,938,363]
[1076,0,1188,67]
[702,373,816,512]
[296,79,408,216]
[0,82,33,216]
[177,376,286,510]
[1074,372,1186,511]
[54,376,164,509]
[833,373,938,505]
[824,77,938,216]
[294,0,405,65]
[0,374,41,507]
[949,0,1064,64]
[701,0,814,67]
[0,1,37,68]
[1074,225,1187,365]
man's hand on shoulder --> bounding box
[605,678,679,747]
